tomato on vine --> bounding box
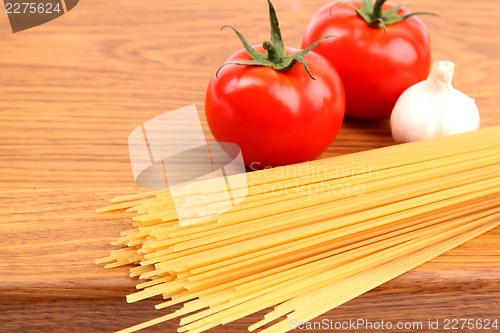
[205,0,345,168]
[303,0,436,119]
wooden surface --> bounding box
[0,1,499,332]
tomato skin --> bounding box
[302,0,431,119]
[205,46,345,169]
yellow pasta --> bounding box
[97,126,500,333]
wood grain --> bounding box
[0,0,498,332]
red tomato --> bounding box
[302,0,432,119]
[205,45,345,169]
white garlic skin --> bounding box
[390,60,480,144]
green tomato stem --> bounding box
[372,0,387,19]
[216,0,335,79]
[348,0,438,30]
[262,41,283,65]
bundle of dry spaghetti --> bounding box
[97,126,500,333]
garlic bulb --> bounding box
[390,60,480,143]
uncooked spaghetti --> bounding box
[97,125,500,333]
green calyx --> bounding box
[216,0,334,80]
[336,0,437,30]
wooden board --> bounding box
[0,0,498,332]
